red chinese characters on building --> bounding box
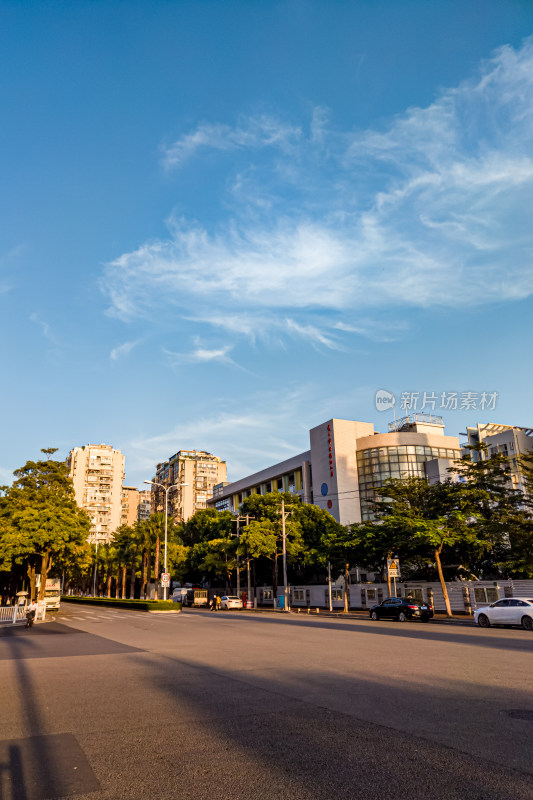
[327,423,334,477]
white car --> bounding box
[474,597,533,630]
[220,596,243,610]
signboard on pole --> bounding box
[387,558,400,578]
[161,573,170,587]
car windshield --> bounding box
[226,596,240,600]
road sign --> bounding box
[387,558,400,578]
[161,573,170,587]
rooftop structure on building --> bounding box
[67,444,125,543]
[209,417,462,525]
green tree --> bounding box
[451,444,522,574]
[0,451,91,599]
[190,536,237,588]
[238,493,303,600]
[371,477,485,616]
[294,503,347,572]
[181,508,233,547]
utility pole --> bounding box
[246,514,252,607]
[232,514,255,606]
[327,561,332,612]
[236,516,241,597]
[92,537,99,597]
[281,499,290,613]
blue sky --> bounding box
[1,1,533,487]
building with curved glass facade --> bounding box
[209,414,462,526]
[356,430,461,520]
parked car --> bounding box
[474,598,533,630]
[369,596,433,622]
[220,596,243,610]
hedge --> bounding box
[61,596,180,612]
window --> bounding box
[366,589,376,600]
[474,587,499,604]
[332,589,343,601]
[293,589,305,601]
[262,589,273,601]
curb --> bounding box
[199,607,476,626]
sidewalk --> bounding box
[235,607,475,626]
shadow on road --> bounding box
[131,647,533,800]
[0,631,100,800]
[185,609,533,653]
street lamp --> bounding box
[144,480,188,600]
[92,536,100,597]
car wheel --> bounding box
[371,611,378,621]
[398,611,407,622]
[477,613,490,628]
[521,615,533,631]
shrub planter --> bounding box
[61,596,181,612]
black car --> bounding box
[369,596,433,622]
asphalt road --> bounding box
[0,604,532,800]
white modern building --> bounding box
[463,422,533,494]
[210,414,462,525]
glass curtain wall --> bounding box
[357,445,460,520]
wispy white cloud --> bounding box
[122,386,322,483]
[103,38,533,348]
[110,340,140,361]
[163,114,301,169]
[163,343,234,365]
[30,313,53,341]
[162,338,253,373]
[186,312,348,350]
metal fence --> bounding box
[0,602,47,625]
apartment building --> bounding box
[152,450,227,523]
[67,444,125,543]
[209,414,462,526]
[137,489,152,521]
[463,422,533,494]
[121,486,140,527]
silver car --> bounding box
[220,596,243,610]
[474,597,533,630]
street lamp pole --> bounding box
[92,536,99,597]
[144,480,188,601]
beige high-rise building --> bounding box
[137,489,152,521]
[153,450,227,523]
[67,444,125,543]
[121,486,140,527]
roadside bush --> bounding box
[61,596,180,611]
